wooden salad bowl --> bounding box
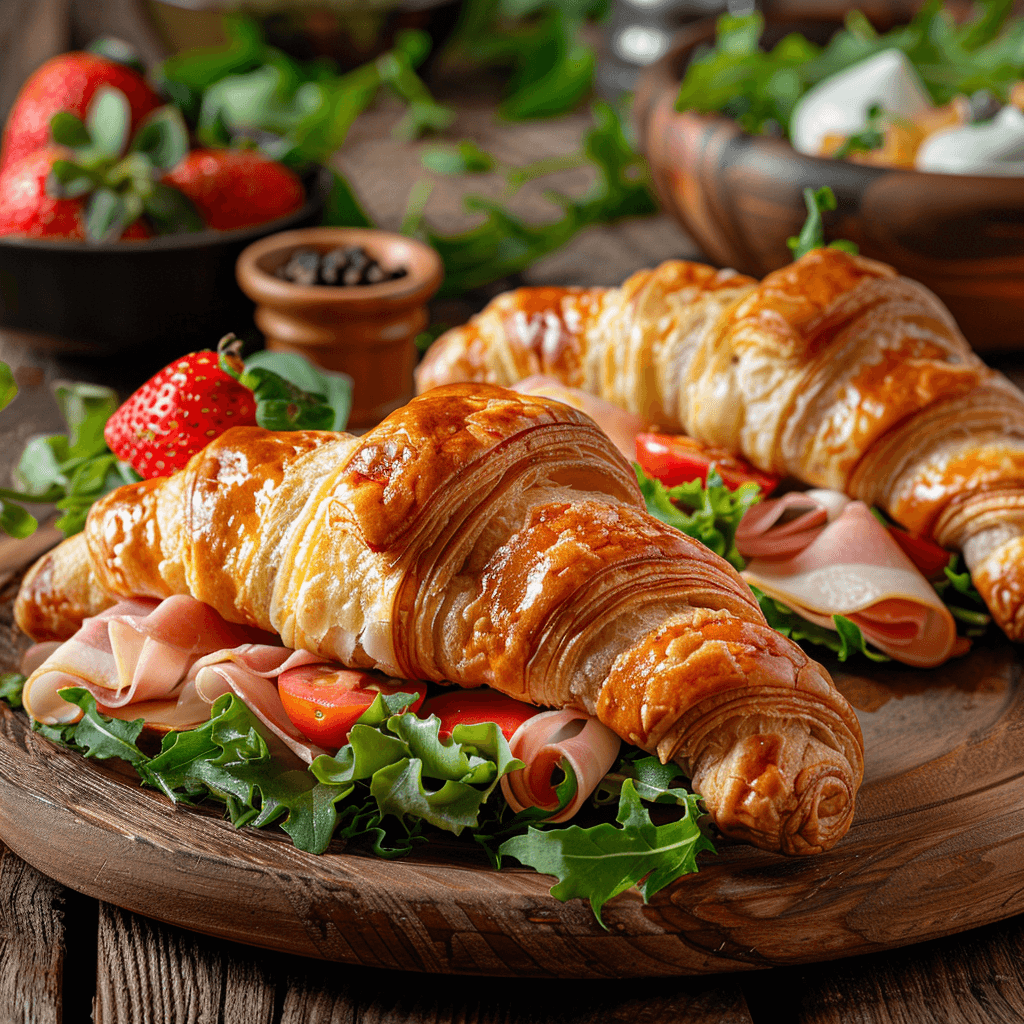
[632,19,1024,354]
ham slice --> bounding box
[742,501,960,668]
[512,375,646,463]
[736,489,850,559]
[21,596,271,725]
[190,646,333,763]
[500,709,621,823]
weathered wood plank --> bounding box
[0,841,68,1024]
[277,967,754,1024]
[743,915,1024,1024]
[93,903,277,1024]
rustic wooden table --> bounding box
[2,9,1024,1019]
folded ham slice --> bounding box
[500,709,622,823]
[736,490,850,560]
[741,501,960,668]
[21,596,271,725]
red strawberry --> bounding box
[0,146,152,240]
[0,51,162,173]
[162,149,305,231]
[104,340,258,479]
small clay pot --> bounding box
[236,227,443,427]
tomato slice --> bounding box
[418,689,542,741]
[278,665,428,750]
[887,526,952,579]
[635,433,781,494]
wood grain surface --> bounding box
[1,558,1023,979]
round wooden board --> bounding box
[1,575,1023,979]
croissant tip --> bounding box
[693,732,859,857]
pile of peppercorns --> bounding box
[275,246,408,287]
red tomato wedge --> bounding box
[887,526,952,579]
[278,665,428,750]
[419,689,542,741]
[635,433,781,494]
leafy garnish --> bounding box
[831,103,886,158]
[242,350,352,432]
[786,186,859,261]
[414,100,658,298]
[0,381,140,538]
[934,553,993,637]
[635,463,760,570]
[498,779,712,926]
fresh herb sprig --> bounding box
[786,186,859,261]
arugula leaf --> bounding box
[933,553,993,637]
[418,99,656,297]
[831,103,886,159]
[635,464,760,570]
[47,688,150,765]
[445,0,605,120]
[0,381,139,539]
[499,779,713,926]
[421,140,496,175]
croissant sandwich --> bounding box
[15,384,863,856]
[416,248,1024,643]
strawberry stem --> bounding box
[217,333,246,378]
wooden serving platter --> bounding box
[0,567,1022,979]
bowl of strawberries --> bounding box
[0,42,332,358]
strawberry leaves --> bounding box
[45,87,203,242]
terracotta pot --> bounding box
[236,226,443,427]
[633,19,1024,354]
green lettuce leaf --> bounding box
[499,779,713,926]
[635,463,760,570]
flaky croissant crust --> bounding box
[416,249,1024,641]
[18,384,863,855]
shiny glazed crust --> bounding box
[416,248,1024,640]
[16,384,863,856]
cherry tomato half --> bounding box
[635,433,781,494]
[278,665,428,749]
[418,689,541,742]
[887,526,952,579]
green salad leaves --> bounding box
[6,675,712,920]
[676,1,1024,138]
[636,464,760,571]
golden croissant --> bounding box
[416,248,1024,642]
[16,384,863,856]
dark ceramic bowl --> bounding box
[633,19,1024,354]
[0,165,334,359]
